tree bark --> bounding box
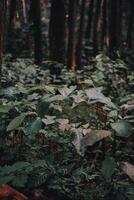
[109,0,119,53]
[100,0,107,50]
[76,0,86,69]
[127,0,134,48]
[30,0,42,65]
[85,0,94,41]
[49,0,66,63]
[0,0,5,84]
[7,0,17,55]
[93,0,102,55]
[67,0,77,71]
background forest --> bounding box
[0,0,134,200]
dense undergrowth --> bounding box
[0,54,134,200]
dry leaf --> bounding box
[0,184,28,200]
[121,162,134,181]
[81,130,112,147]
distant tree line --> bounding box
[0,0,134,74]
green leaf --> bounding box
[0,175,15,184]
[26,117,42,135]
[7,113,26,131]
[0,105,11,113]
[37,100,50,118]
[111,120,133,137]
[12,173,28,187]
[32,160,47,168]
[1,162,30,175]
[102,156,116,179]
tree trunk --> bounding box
[49,0,66,63]
[85,0,94,41]
[7,0,17,55]
[109,0,118,53]
[93,0,102,55]
[30,0,42,65]
[100,0,107,50]
[67,0,77,71]
[0,0,5,84]
[76,0,86,69]
[127,0,134,48]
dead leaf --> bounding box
[0,184,28,200]
[81,130,112,147]
[121,162,134,181]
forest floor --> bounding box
[0,54,134,200]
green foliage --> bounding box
[0,55,134,199]
[101,156,116,179]
[111,120,133,138]
[7,113,26,131]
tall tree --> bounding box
[49,0,66,63]
[76,0,86,69]
[109,0,119,54]
[67,0,77,71]
[85,0,94,41]
[30,0,42,65]
[7,0,17,55]
[127,0,134,48]
[93,0,102,55]
[0,0,5,83]
[100,0,107,50]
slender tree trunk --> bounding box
[93,0,102,55]
[109,0,118,53]
[116,0,122,48]
[67,0,77,71]
[76,0,86,69]
[7,0,17,55]
[127,0,134,48]
[22,0,27,24]
[0,0,5,84]
[100,0,107,50]
[49,0,66,64]
[30,0,42,65]
[85,0,94,41]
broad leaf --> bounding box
[121,162,134,181]
[59,86,76,97]
[81,130,112,147]
[102,157,116,179]
[37,100,50,118]
[85,88,117,109]
[0,175,15,184]
[12,173,28,187]
[0,105,11,113]
[7,113,26,131]
[111,120,133,137]
[26,117,42,135]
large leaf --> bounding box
[0,175,15,184]
[81,130,112,147]
[7,113,26,131]
[1,162,30,175]
[102,156,116,179]
[111,120,133,137]
[12,173,28,187]
[42,116,56,125]
[37,100,50,118]
[121,162,134,181]
[0,105,11,113]
[73,129,111,155]
[85,88,117,109]
[58,86,76,97]
[26,117,42,135]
